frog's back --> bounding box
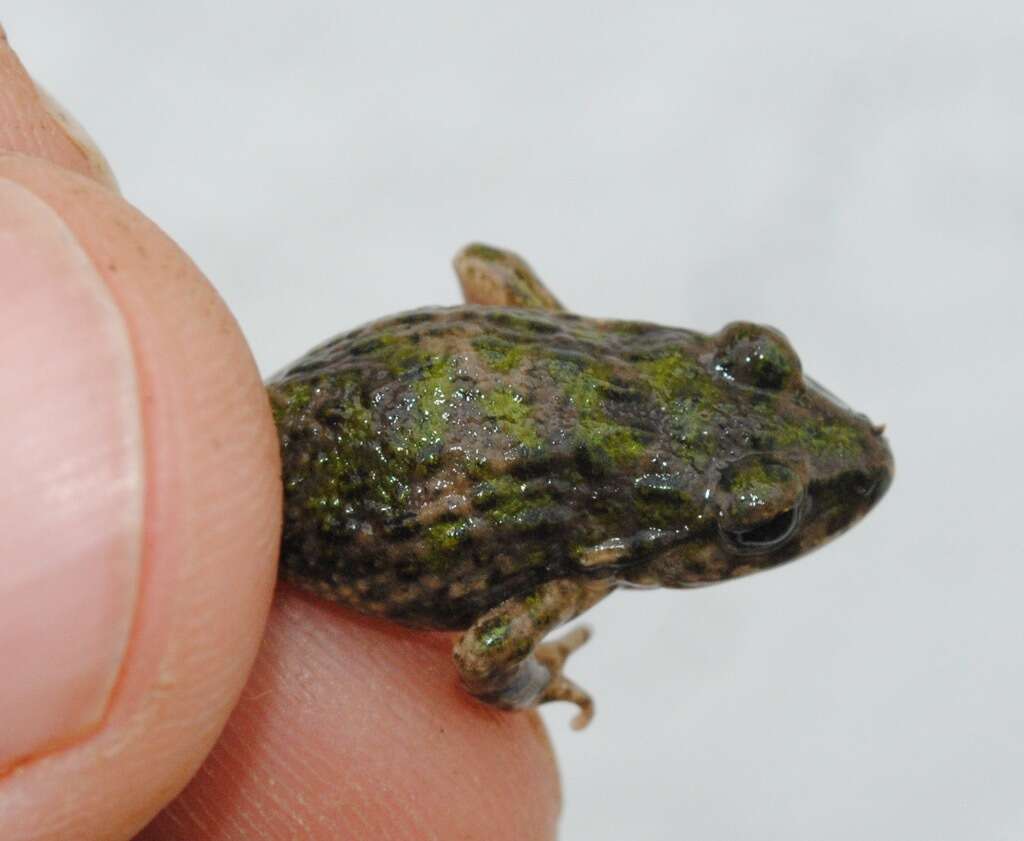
[270,306,708,629]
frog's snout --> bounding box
[817,416,894,538]
[865,427,895,505]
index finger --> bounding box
[138,586,561,840]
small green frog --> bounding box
[268,245,893,728]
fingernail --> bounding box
[0,178,142,766]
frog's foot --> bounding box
[453,243,565,312]
[453,578,612,729]
[535,626,594,730]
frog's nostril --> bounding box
[867,467,893,505]
[856,479,878,498]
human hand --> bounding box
[0,28,559,840]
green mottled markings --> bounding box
[723,459,782,498]
[633,471,704,529]
[283,382,312,412]
[477,617,510,651]
[474,476,542,523]
[271,374,418,537]
[774,420,864,458]
[349,332,425,376]
[547,356,646,466]
[636,349,718,405]
[463,244,507,261]
[664,400,716,467]
[631,349,722,468]
[407,355,464,451]
[719,458,802,528]
[524,591,549,623]
[472,334,527,373]
[425,519,474,573]
[755,403,866,459]
[270,381,313,427]
[480,387,542,448]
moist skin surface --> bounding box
[268,244,894,728]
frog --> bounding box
[267,244,893,729]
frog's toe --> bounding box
[535,625,591,669]
[535,625,594,729]
[538,670,594,729]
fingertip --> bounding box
[139,586,562,841]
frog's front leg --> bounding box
[453,578,613,729]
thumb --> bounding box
[0,32,281,840]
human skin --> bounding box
[0,27,560,841]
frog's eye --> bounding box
[716,456,805,554]
[714,322,802,391]
[722,506,801,552]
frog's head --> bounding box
[622,322,893,588]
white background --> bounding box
[6,3,1022,839]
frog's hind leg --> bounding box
[453,578,613,729]
[453,243,565,312]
